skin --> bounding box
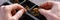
[39,1,60,20]
[0,4,26,20]
[0,1,60,20]
[40,2,53,10]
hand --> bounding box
[0,4,26,20]
[39,1,60,20]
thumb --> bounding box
[12,9,25,19]
[38,9,52,17]
[39,9,51,15]
[39,9,58,19]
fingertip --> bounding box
[40,2,53,10]
[39,9,45,12]
[21,9,27,14]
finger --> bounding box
[40,1,53,10]
[5,3,24,11]
[39,9,58,19]
[38,9,51,16]
[5,4,25,16]
[12,9,25,19]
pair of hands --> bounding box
[0,1,60,20]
